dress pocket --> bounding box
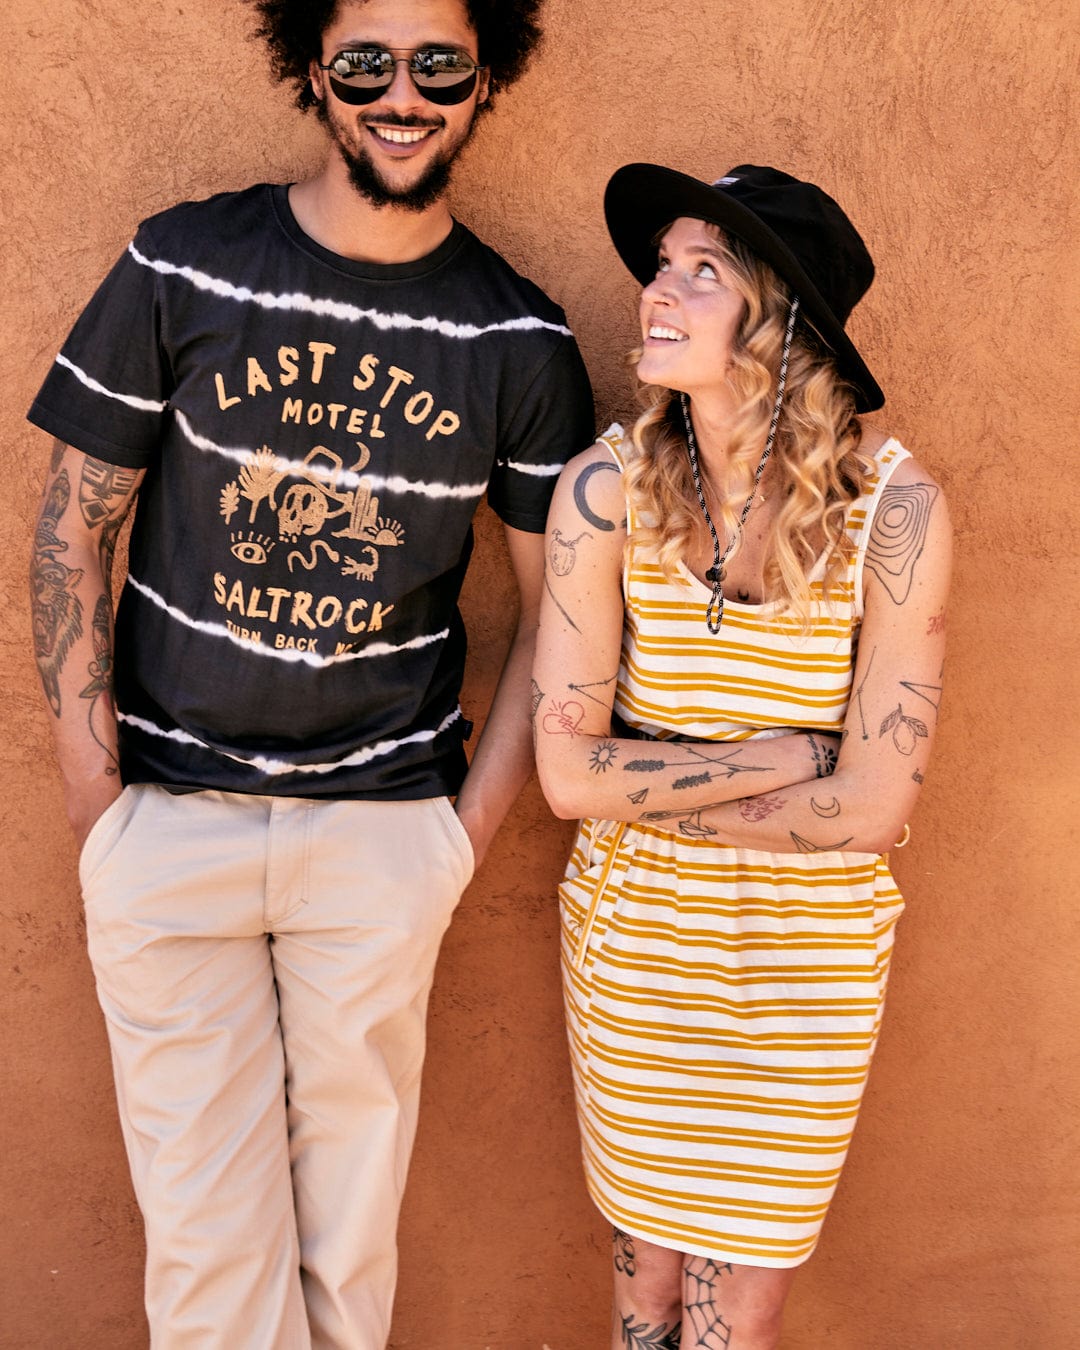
[560,820,640,972]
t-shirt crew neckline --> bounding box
[269,182,468,282]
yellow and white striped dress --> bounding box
[559,427,910,1267]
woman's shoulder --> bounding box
[552,425,628,534]
[564,423,625,467]
[856,427,952,601]
[862,427,946,500]
[856,427,953,618]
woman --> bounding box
[533,164,951,1349]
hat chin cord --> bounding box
[682,296,800,633]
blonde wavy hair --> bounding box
[623,226,876,624]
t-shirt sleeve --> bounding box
[26,222,173,468]
[486,333,595,533]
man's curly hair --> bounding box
[244,1,545,113]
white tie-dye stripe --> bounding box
[501,458,564,478]
[129,243,573,339]
[126,573,448,668]
[173,410,257,468]
[174,409,489,501]
[118,706,462,778]
[55,353,167,412]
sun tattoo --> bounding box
[589,740,619,774]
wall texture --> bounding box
[3,1,1077,1347]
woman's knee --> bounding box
[682,1257,796,1349]
[612,1228,683,1324]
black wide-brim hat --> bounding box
[604,163,885,412]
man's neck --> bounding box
[288,159,454,265]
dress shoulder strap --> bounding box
[597,421,627,469]
[595,422,635,542]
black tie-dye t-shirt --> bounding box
[29,184,594,798]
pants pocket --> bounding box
[78,785,140,893]
[432,795,476,888]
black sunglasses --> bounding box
[318,46,485,106]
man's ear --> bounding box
[308,59,325,102]
[477,67,491,106]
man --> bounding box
[27,1,593,1346]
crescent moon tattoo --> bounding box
[573,460,620,531]
[810,796,841,818]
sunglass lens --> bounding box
[326,48,394,103]
[330,48,394,83]
[410,49,479,105]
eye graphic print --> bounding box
[229,531,276,565]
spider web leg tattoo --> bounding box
[684,1257,734,1348]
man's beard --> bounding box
[316,102,476,212]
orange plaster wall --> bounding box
[3,1,1078,1346]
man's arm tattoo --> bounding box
[31,469,83,717]
[78,458,138,531]
[80,594,119,775]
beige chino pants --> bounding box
[79,784,474,1350]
